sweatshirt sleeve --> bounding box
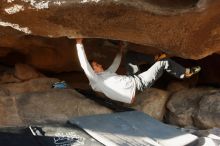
[106,52,122,73]
[76,43,97,80]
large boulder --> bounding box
[16,89,112,125]
[0,77,60,95]
[0,78,112,127]
[132,88,170,121]
[1,0,220,86]
[1,0,220,130]
[166,87,220,129]
[0,77,113,126]
[194,92,220,129]
[0,94,23,126]
[1,0,220,61]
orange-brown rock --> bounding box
[0,72,21,84]
[1,0,220,129]
[1,0,220,60]
[0,37,120,72]
[0,0,220,86]
[14,63,43,81]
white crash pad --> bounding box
[69,111,198,146]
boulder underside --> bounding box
[1,0,220,65]
[0,0,220,129]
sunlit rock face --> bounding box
[1,0,220,60]
[1,0,220,129]
[0,0,220,86]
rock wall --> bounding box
[0,63,219,129]
[0,76,112,127]
[0,0,220,85]
[1,0,220,60]
[0,0,220,129]
[167,87,220,129]
[0,0,220,81]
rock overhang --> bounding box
[0,0,220,60]
[1,0,220,129]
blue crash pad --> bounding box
[69,111,198,146]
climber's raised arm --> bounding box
[76,38,97,80]
[106,42,127,72]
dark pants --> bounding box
[125,51,155,75]
[125,51,186,91]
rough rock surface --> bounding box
[0,0,220,130]
[166,80,191,93]
[0,77,60,95]
[0,72,21,84]
[167,87,220,129]
[132,88,170,121]
[194,92,220,128]
[1,0,220,60]
[0,0,220,86]
[0,94,23,126]
[0,38,122,72]
[14,63,43,80]
[1,0,220,86]
[16,89,112,125]
[0,77,112,126]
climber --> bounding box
[76,38,201,104]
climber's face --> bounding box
[91,61,104,73]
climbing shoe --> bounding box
[185,66,201,78]
[154,53,169,61]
